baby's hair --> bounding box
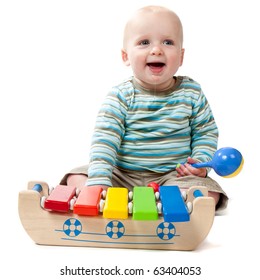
[123,5,183,49]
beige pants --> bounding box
[60,165,228,211]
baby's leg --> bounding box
[67,174,87,190]
[208,191,220,205]
[60,165,89,189]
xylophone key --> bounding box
[44,185,76,212]
[159,186,190,222]
[103,187,128,219]
[73,186,103,216]
[132,187,158,220]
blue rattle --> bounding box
[192,147,244,177]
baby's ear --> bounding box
[180,48,185,66]
[121,49,130,66]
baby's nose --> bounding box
[150,45,163,56]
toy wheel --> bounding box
[106,221,125,239]
[157,222,176,240]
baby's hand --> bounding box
[176,157,207,178]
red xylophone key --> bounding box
[44,185,76,212]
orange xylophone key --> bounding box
[73,186,103,216]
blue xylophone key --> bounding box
[159,186,190,222]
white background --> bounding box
[1,0,259,279]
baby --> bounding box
[61,6,228,210]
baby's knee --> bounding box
[208,191,220,206]
[67,174,88,189]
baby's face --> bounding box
[122,9,184,91]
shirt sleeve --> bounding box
[189,89,219,166]
[86,88,128,186]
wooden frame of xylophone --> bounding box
[18,181,215,250]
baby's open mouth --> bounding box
[147,62,165,67]
[147,62,165,73]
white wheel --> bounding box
[181,190,187,201]
[157,202,162,214]
[128,191,133,200]
[155,191,160,200]
[41,196,46,208]
[99,199,105,212]
[186,201,192,213]
[128,202,133,214]
[70,198,76,210]
[102,190,107,199]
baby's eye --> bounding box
[139,39,150,45]
[163,39,174,45]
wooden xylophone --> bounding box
[18,181,215,250]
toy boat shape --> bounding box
[18,181,215,250]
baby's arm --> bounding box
[189,88,218,171]
[87,88,128,187]
[176,86,218,178]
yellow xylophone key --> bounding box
[103,187,128,219]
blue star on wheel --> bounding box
[106,220,125,239]
[157,222,176,240]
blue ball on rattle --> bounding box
[192,147,244,177]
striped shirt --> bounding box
[87,76,218,187]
